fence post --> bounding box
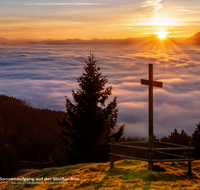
[148,141,153,171]
[188,141,192,175]
[110,137,115,169]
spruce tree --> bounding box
[192,122,200,159]
[58,52,124,164]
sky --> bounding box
[1,0,200,39]
[1,44,200,138]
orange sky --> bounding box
[1,0,200,39]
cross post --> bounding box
[141,64,163,171]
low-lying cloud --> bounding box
[0,44,200,138]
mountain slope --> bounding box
[1,159,200,189]
[185,32,200,45]
[0,94,66,177]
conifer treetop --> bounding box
[74,51,112,107]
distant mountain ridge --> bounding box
[185,32,200,45]
[0,32,200,45]
[0,37,7,42]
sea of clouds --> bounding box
[0,44,200,138]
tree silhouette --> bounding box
[160,128,192,145]
[58,52,124,164]
[192,122,200,159]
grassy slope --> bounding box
[1,159,200,190]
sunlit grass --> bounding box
[1,160,200,189]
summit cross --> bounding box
[141,64,163,170]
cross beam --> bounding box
[141,64,163,171]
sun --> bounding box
[158,31,167,39]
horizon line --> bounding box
[0,35,190,42]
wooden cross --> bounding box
[141,64,163,170]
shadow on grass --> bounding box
[96,162,199,189]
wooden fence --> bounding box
[19,160,54,169]
[108,138,195,174]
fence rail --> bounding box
[155,150,188,159]
[113,141,149,145]
[20,161,53,164]
[19,160,54,169]
[153,158,194,162]
[154,141,187,147]
[152,147,195,151]
[108,143,149,150]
